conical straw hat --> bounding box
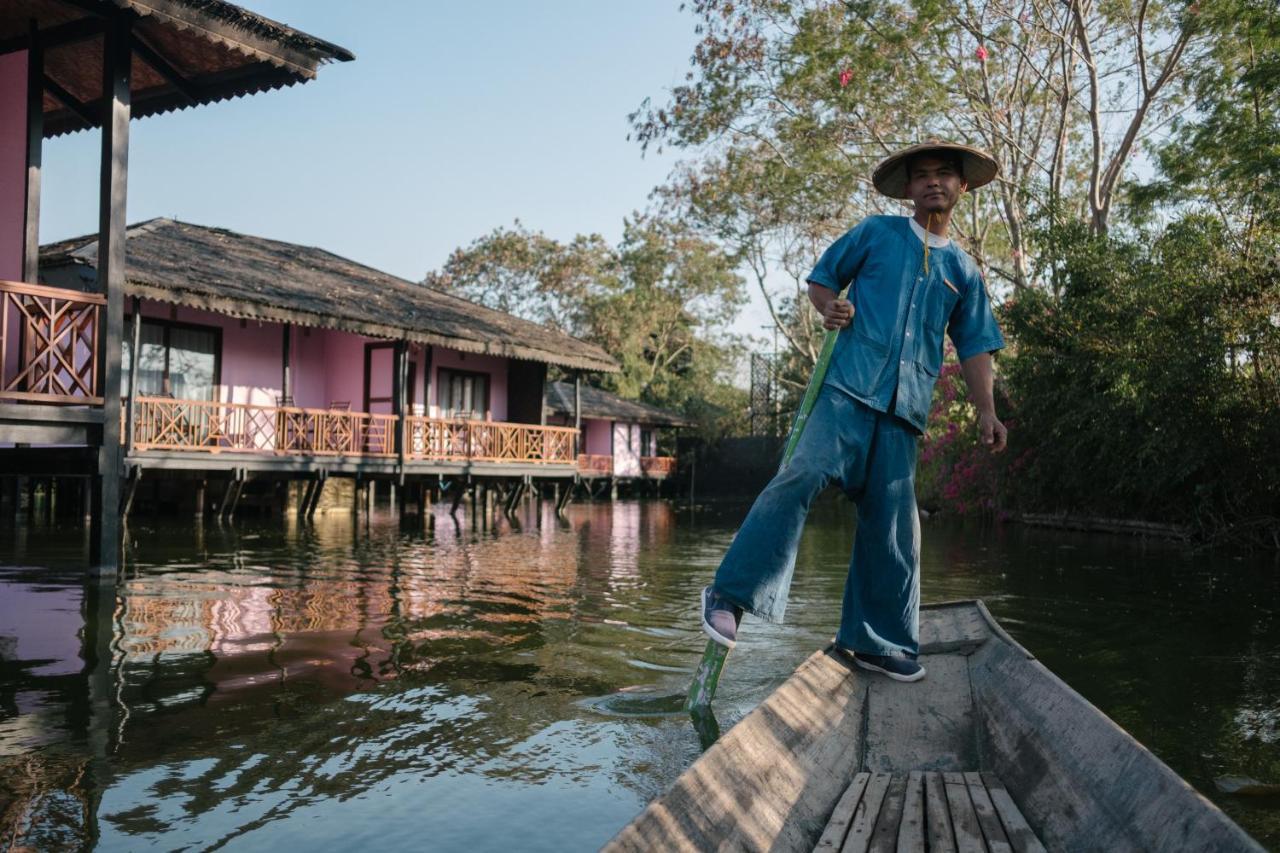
[872,140,998,199]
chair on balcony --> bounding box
[326,401,353,452]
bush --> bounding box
[993,216,1280,546]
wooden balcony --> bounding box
[578,453,614,476]
[1,280,104,406]
[640,456,677,478]
[131,397,398,456]
[127,398,578,466]
[406,416,576,464]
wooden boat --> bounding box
[605,600,1263,852]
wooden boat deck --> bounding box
[605,600,1263,852]
[815,770,1043,853]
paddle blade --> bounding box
[684,640,730,710]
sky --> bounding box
[38,2,773,344]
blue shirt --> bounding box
[806,215,1004,433]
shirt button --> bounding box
[906,331,911,338]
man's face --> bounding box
[906,154,968,215]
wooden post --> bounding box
[573,371,582,456]
[89,12,131,576]
[393,340,406,468]
[281,323,292,401]
[193,478,205,517]
[124,297,140,455]
[23,23,43,284]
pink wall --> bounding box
[0,50,26,283]
[429,347,508,420]
[124,304,528,420]
[138,302,285,405]
[584,418,612,455]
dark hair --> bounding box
[906,151,964,179]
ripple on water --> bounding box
[1,501,1278,850]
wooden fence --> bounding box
[406,416,577,464]
[131,397,397,456]
[0,279,104,405]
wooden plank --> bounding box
[919,604,990,654]
[862,654,977,773]
[964,772,1012,853]
[924,773,956,853]
[841,772,891,853]
[943,772,986,853]
[969,639,1264,852]
[867,773,908,853]
[980,773,1046,853]
[896,771,926,853]
[605,649,866,852]
[815,773,870,851]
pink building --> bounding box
[0,1,350,568]
[543,381,686,487]
[35,219,616,512]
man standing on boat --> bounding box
[700,141,1007,683]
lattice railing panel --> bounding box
[405,417,577,464]
[1,279,104,405]
[132,398,396,457]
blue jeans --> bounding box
[713,386,921,657]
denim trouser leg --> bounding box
[713,388,874,623]
[712,388,921,657]
[836,411,921,657]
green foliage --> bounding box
[1000,217,1280,545]
[424,216,749,440]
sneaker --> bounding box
[846,650,926,683]
[700,585,742,648]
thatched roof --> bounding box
[544,381,689,427]
[1,0,353,137]
[40,219,619,373]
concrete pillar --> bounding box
[194,478,206,517]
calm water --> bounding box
[1,499,1278,851]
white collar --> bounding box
[906,215,951,248]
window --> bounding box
[122,318,220,400]
[641,429,654,457]
[438,368,489,419]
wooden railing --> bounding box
[406,416,577,464]
[131,397,397,456]
[1,279,104,405]
[578,453,614,475]
[641,456,677,477]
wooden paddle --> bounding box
[685,287,850,711]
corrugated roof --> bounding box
[544,381,689,427]
[40,219,620,373]
[1,0,353,137]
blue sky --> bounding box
[40,2,774,332]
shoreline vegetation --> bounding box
[425,0,1278,550]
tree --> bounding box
[424,215,750,439]
[634,0,1209,367]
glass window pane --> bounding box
[167,326,217,400]
[126,321,166,397]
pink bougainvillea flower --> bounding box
[975,45,989,62]
[839,68,854,87]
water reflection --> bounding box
[0,498,1277,850]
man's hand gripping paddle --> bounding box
[685,287,850,712]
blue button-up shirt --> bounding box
[806,215,1004,433]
